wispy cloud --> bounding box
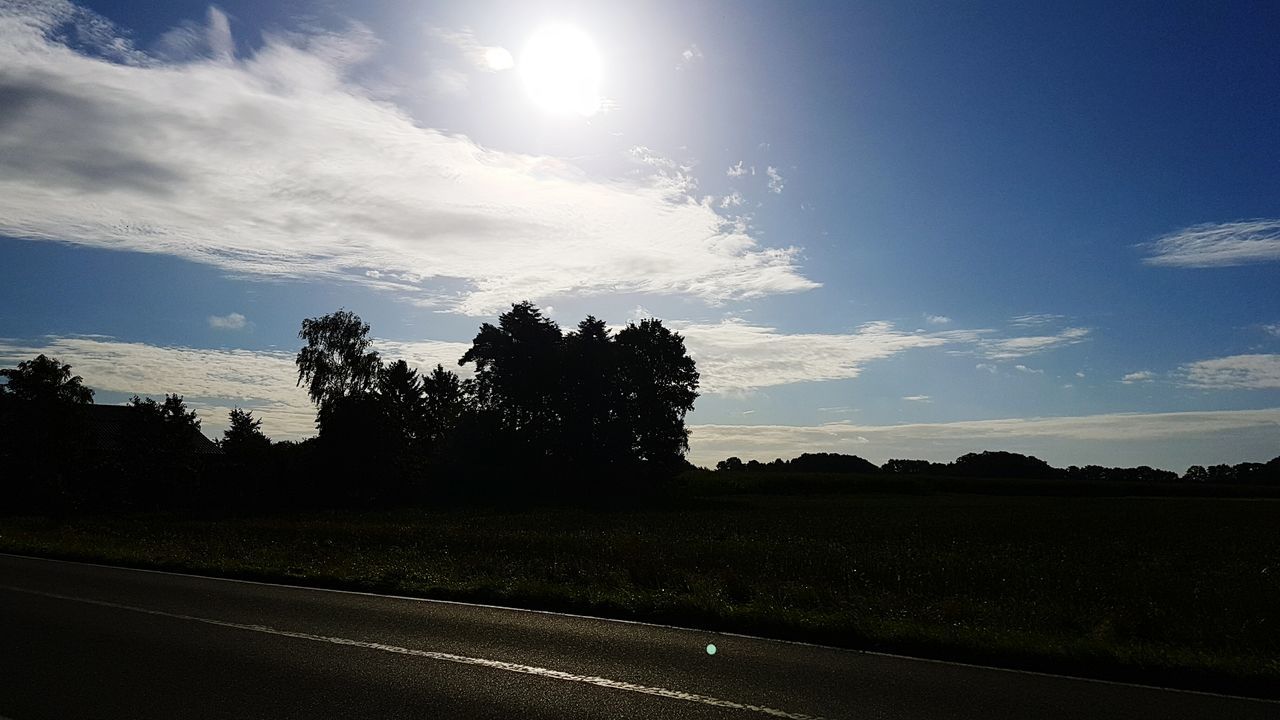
[1014,364,1043,375]
[924,314,951,325]
[688,409,1280,468]
[901,395,931,403]
[1142,219,1280,268]
[726,161,749,178]
[719,191,744,209]
[208,312,248,331]
[679,319,948,394]
[766,166,784,194]
[0,4,817,315]
[1179,354,1280,390]
[428,26,514,72]
[1009,313,1065,328]
[1121,370,1155,384]
[978,327,1090,360]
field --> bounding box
[1,473,1277,695]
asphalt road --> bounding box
[0,553,1274,720]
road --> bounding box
[0,553,1273,720]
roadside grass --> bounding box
[1,477,1277,696]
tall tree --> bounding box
[378,359,428,449]
[561,316,626,465]
[296,309,382,416]
[460,301,563,450]
[0,354,94,405]
[616,318,699,466]
[421,364,467,448]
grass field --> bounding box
[2,474,1277,695]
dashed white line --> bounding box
[0,584,834,720]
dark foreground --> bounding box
[1,554,1275,720]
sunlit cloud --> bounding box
[1121,370,1155,384]
[0,3,818,315]
[688,409,1280,468]
[1179,354,1280,390]
[901,395,931,403]
[1009,313,1065,328]
[208,312,248,331]
[924,314,951,325]
[678,319,948,394]
[1142,219,1280,268]
[726,161,749,178]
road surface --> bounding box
[0,553,1273,719]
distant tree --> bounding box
[296,309,382,417]
[615,318,699,466]
[0,354,94,405]
[881,458,937,474]
[788,452,878,474]
[128,394,201,440]
[222,407,271,455]
[951,450,1060,479]
[716,456,745,472]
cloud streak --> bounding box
[0,3,818,315]
[1143,219,1280,268]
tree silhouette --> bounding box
[296,309,382,417]
[616,318,699,466]
[562,316,626,466]
[222,407,270,455]
[460,301,564,456]
[0,354,94,405]
[378,359,429,451]
[421,364,467,449]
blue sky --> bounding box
[1,0,1277,469]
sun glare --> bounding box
[518,24,602,117]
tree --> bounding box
[0,354,94,405]
[615,318,699,466]
[421,364,467,448]
[222,407,271,455]
[561,316,627,466]
[378,359,428,450]
[716,456,745,472]
[296,309,382,416]
[460,301,564,454]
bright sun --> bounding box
[519,24,602,117]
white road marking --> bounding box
[0,584,834,720]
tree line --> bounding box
[0,302,700,512]
[716,449,1280,485]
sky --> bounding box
[0,0,1277,470]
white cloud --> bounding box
[719,191,744,209]
[208,312,248,330]
[156,6,233,63]
[1014,364,1043,375]
[680,44,703,65]
[924,314,951,325]
[1121,370,1155,384]
[1143,219,1280,268]
[766,165,784,194]
[0,4,818,315]
[726,161,748,178]
[678,319,948,394]
[687,409,1280,468]
[976,363,997,373]
[1179,354,1280,390]
[901,395,931,403]
[979,327,1090,360]
[1075,371,1086,378]
[1263,323,1280,338]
